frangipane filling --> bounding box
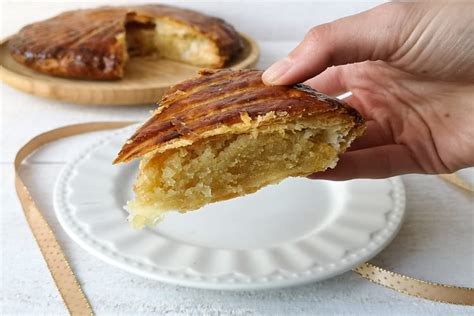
[124,16,220,66]
[127,122,354,228]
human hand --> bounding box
[262,2,474,180]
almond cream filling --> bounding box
[126,122,356,228]
[123,17,220,67]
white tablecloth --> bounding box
[1,1,473,314]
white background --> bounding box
[1,1,473,315]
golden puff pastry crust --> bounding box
[115,69,364,163]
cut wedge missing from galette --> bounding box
[114,69,365,228]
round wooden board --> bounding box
[0,33,259,106]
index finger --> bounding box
[262,2,408,85]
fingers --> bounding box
[304,66,347,96]
[262,3,403,85]
[303,74,392,152]
[349,120,393,151]
[308,144,422,180]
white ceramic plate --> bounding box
[54,125,406,290]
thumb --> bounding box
[262,3,410,85]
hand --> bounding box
[262,2,474,180]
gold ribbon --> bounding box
[353,172,474,305]
[14,122,474,314]
[15,122,133,315]
[439,173,474,192]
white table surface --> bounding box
[1,1,473,315]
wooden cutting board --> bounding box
[0,33,259,106]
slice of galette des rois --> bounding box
[114,69,365,228]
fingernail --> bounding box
[262,58,292,85]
